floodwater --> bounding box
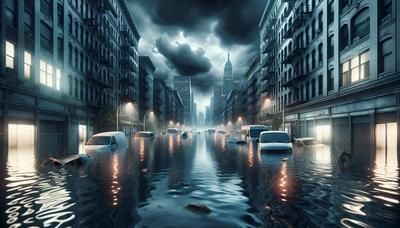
[1,132,399,227]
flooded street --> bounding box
[1,132,400,227]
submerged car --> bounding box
[85,131,128,152]
[259,131,292,153]
[134,131,155,138]
[294,137,321,146]
[167,128,181,134]
[207,128,216,134]
[181,131,189,138]
[246,125,271,142]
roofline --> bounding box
[139,56,156,72]
[119,0,140,40]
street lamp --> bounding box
[143,111,154,131]
[116,102,134,132]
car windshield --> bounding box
[249,129,268,138]
[303,139,319,145]
[167,129,178,133]
[260,133,290,143]
[86,136,111,145]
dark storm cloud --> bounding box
[132,0,265,46]
[155,37,212,76]
[190,73,220,93]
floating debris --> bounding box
[42,154,91,167]
[185,203,212,214]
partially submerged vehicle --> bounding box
[226,136,247,145]
[207,128,216,134]
[181,131,189,138]
[259,131,293,153]
[42,154,91,167]
[134,131,155,138]
[294,137,321,146]
[246,125,271,142]
[167,128,181,134]
[84,131,128,153]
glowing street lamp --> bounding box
[143,111,154,131]
[116,102,134,132]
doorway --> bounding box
[8,123,35,170]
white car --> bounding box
[294,137,321,146]
[85,131,128,153]
[259,131,293,153]
[247,125,271,142]
[134,131,155,138]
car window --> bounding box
[260,133,290,143]
[87,136,111,145]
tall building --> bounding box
[153,78,168,129]
[139,56,155,126]
[212,85,224,125]
[0,0,140,155]
[192,102,197,126]
[222,53,233,98]
[260,0,400,164]
[173,76,192,125]
[244,57,261,124]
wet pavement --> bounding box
[1,132,400,227]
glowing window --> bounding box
[46,63,53,87]
[24,51,32,79]
[56,68,61,90]
[40,60,46,84]
[5,41,15,69]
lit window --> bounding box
[5,41,15,69]
[350,55,359,82]
[40,60,46,84]
[341,50,370,86]
[360,51,370,80]
[24,51,32,79]
[46,63,53,87]
[56,68,61,90]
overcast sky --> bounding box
[127,0,266,113]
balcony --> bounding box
[281,74,306,87]
[120,75,135,86]
[262,54,275,67]
[84,18,98,27]
[121,44,134,55]
[99,55,113,68]
[283,4,311,39]
[97,0,117,17]
[282,45,305,64]
[120,57,134,69]
[262,37,276,54]
[261,68,275,81]
[86,71,111,89]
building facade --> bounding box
[212,85,223,125]
[139,56,155,126]
[173,76,192,125]
[223,89,245,127]
[0,0,140,156]
[153,78,168,130]
[243,57,261,124]
[260,0,400,166]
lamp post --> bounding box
[143,111,154,131]
[116,102,133,132]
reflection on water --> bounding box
[1,132,400,227]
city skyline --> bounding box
[127,0,266,113]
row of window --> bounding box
[6,41,61,91]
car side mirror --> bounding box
[111,141,116,145]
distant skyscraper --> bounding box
[173,76,192,125]
[213,85,224,124]
[223,53,233,98]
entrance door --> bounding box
[8,124,35,170]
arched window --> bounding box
[351,8,370,42]
[340,0,350,13]
[318,43,323,64]
[339,24,349,51]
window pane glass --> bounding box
[351,56,359,68]
[6,41,14,56]
[24,65,30,78]
[24,51,31,65]
[40,60,46,71]
[6,56,14,68]
[40,71,46,84]
[342,62,348,72]
[47,63,52,72]
[351,67,359,82]
[360,51,369,64]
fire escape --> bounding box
[281,0,311,106]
